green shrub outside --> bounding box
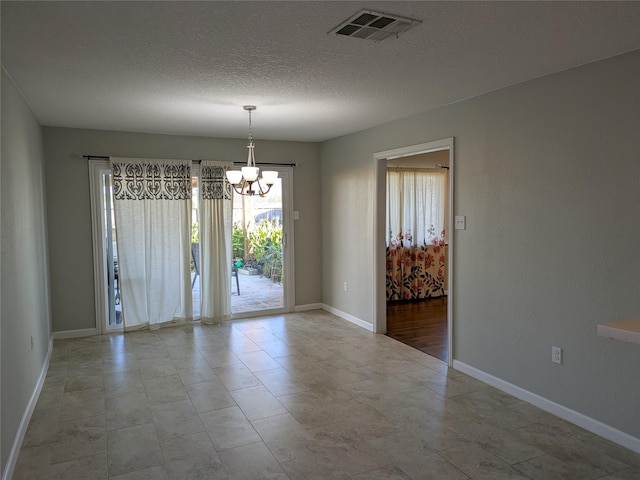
[247,218,283,279]
[192,218,282,278]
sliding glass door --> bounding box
[231,175,285,315]
[89,162,123,333]
[90,160,294,333]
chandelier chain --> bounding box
[226,105,277,197]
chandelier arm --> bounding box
[231,181,247,196]
[257,182,272,197]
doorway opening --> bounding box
[374,139,454,365]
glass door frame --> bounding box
[230,165,295,319]
[89,160,122,334]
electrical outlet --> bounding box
[552,346,562,364]
[343,282,348,292]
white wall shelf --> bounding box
[597,318,640,346]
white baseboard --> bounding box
[294,303,324,312]
[321,304,374,332]
[2,337,54,480]
[453,360,640,454]
[52,328,97,339]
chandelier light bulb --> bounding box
[241,166,259,182]
[261,170,278,185]
[226,170,242,185]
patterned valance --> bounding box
[200,161,232,200]
[111,158,191,200]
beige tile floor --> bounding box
[14,310,640,479]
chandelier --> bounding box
[225,105,278,196]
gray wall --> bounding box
[320,50,640,439]
[43,128,322,332]
[1,69,51,471]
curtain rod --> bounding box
[82,155,296,167]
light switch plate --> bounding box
[455,215,466,230]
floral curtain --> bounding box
[111,158,193,330]
[386,245,446,301]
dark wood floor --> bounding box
[386,296,448,362]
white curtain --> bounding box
[386,168,446,247]
[111,157,192,330]
[199,160,233,324]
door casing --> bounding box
[373,138,454,366]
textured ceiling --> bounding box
[3,1,640,142]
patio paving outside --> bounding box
[192,270,283,316]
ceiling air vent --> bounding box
[329,10,421,42]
